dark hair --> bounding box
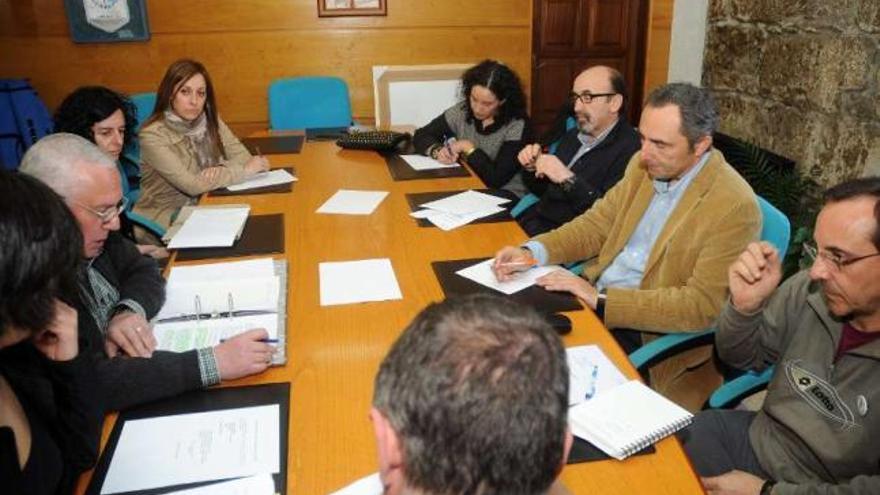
[608,67,628,117]
[824,176,880,250]
[0,171,82,338]
[645,82,719,149]
[53,86,138,152]
[460,59,528,125]
[144,58,226,160]
[373,294,568,495]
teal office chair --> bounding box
[268,77,353,130]
[120,91,165,240]
[627,195,791,408]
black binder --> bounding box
[431,257,583,313]
[86,382,291,495]
[174,214,285,262]
[241,135,304,155]
[382,153,471,181]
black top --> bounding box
[0,343,103,495]
[522,121,641,227]
[77,233,204,412]
[412,103,532,194]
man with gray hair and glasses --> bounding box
[370,294,572,495]
[494,83,761,410]
[682,177,880,494]
[19,133,273,412]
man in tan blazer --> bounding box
[495,83,761,410]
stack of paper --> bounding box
[100,405,280,494]
[566,345,627,406]
[227,169,297,191]
[153,258,286,364]
[317,189,389,215]
[411,190,511,231]
[455,258,562,295]
[166,206,250,249]
[400,154,460,171]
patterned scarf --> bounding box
[164,109,218,168]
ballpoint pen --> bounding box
[584,364,599,400]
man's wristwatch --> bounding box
[760,480,776,495]
[595,289,607,320]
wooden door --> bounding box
[531,0,648,138]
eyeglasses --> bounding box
[802,242,880,271]
[72,197,128,224]
[569,91,617,105]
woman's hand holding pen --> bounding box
[244,153,270,176]
[492,246,538,281]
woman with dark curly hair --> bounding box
[54,86,168,259]
[0,171,103,494]
[413,59,532,198]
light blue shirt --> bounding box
[524,152,711,291]
[567,119,619,167]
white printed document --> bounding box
[319,258,403,306]
[566,345,627,406]
[410,205,505,231]
[101,405,280,494]
[455,258,562,295]
[167,207,250,249]
[227,169,297,191]
[164,474,275,495]
[400,154,460,171]
[316,189,389,215]
[419,189,510,216]
[154,313,279,352]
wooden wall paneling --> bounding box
[0,0,532,133]
[537,0,582,53]
[643,0,673,96]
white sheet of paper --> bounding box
[412,206,505,231]
[419,190,511,216]
[226,169,297,191]
[101,405,280,494]
[167,207,250,249]
[566,345,628,406]
[319,258,403,306]
[167,258,276,285]
[399,154,460,170]
[154,313,279,352]
[329,472,382,495]
[158,276,280,320]
[316,190,389,215]
[163,474,275,495]
[455,258,562,295]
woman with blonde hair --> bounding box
[133,59,268,239]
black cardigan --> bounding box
[77,233,204,412]
[522,121,641,226]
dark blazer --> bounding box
[77,233,204,412]
[522,120,641,227]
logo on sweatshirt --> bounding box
[785,360,858,430]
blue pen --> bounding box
[584,364,599,399]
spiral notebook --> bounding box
[568,380,693,460]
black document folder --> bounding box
[431,258,583,313]
[209,168,297,197]
[241,135,304,155]
[174,214,285,262]
[86,382,291,495]
[382,153,471,181]
[405,189,515,227]
[567,437,655,464]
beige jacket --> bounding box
[134,117,252,231]
[535,149,761,410]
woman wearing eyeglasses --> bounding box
[0,171,103,495]
[413,59,532,199]
[133,59,268,237]
[54,86,168,258]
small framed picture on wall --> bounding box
[318,0,387,17]
[64,0,150,43]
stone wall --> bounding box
[703,0,880,187]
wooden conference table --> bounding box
[77,137,703,494]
